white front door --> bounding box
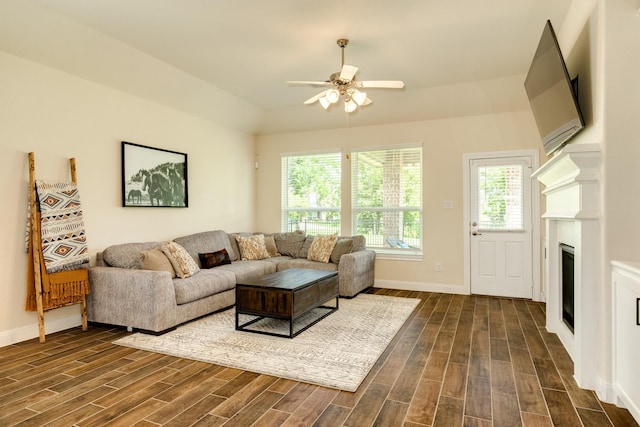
[468,154,534,299]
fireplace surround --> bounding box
[532,143,601,391]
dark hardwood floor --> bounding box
[0,289,637,426]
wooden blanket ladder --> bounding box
[28,152,89,343]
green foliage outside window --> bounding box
[480,167,507,228]
[283,147,423,250]
[283,153,341,229]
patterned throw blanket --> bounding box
[35,180,89,273]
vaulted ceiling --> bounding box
[0,1,573,134]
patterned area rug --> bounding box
[114,294,420,392]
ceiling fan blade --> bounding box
[286,81,332,87]
[304,90,327,104]
[358,80,405,89]
[339,64,358,81]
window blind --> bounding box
[477,163,524,230]
[281,152,341,234]
[351,146,422,250]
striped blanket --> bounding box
[35,180,89,273]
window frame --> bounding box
[351,144,423,258]
[280,150,342,235]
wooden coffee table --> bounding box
[235,268,339,338]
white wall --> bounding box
[256,99,542,293]
[603,2,640,266]
[601,0,640,393]
[0,52,256,345]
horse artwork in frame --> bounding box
[122,141,188,207]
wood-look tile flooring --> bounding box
[0,289,637,426]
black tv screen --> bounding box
[524,20,585,156]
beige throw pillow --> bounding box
[236,234,271,260]
[140,247,176,278]
[263,235,280,257]
[161,241,200,279]
[307,233,338,263]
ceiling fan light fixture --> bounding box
[326,88,340,104]
[344,98,358,113]
[319,96,331,110]
[287,38,404,114]
[352,90,367,106]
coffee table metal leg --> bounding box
[236,299,339,338]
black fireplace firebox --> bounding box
[560,244,575,333]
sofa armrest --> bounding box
[338,249,376,297]
[87,266,178,332]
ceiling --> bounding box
[2,0,573,134]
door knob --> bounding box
[472,231,482,236]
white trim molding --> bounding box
[0,315,82,347]
[374,279,468,295]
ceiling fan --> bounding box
[286,38,405,113]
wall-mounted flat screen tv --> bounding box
[524,20,585,156]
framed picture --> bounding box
[122,141,188,207]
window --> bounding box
[351,146,422,252]
[281,152,341,234]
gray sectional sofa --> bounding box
[87,230,375,333]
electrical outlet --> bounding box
[436,262,442,272]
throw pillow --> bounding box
[161,241,200,279]
[297,236,315,258]
[263,235,280,257]
[199,249,232,269]
[236,234,270,260]
[273,230,306,257]
[307,233,338,263]
[140,247,176,278]
[330,238,353,264]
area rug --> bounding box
[114,294,420,392]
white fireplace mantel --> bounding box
[532,143,601,392]
[532,143,601,220]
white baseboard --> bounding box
[374,279,469,295]
[0,315,81,347]
[612,385,640,424]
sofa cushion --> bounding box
[140,247,176,277]
[236,234,270,260]
[273,230,306,257]
[308,233,338,263]
[330,238,353,264]
[199,249,232,269]
[349,235,366,252]
[173,269,236,305]
[162,242,200,279]
[102,242,162,269]
[259,255,292,269]
[174,230,237,265]
[216,260,277,282]
[277,258,338,272]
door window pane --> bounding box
[477,164,524,230]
